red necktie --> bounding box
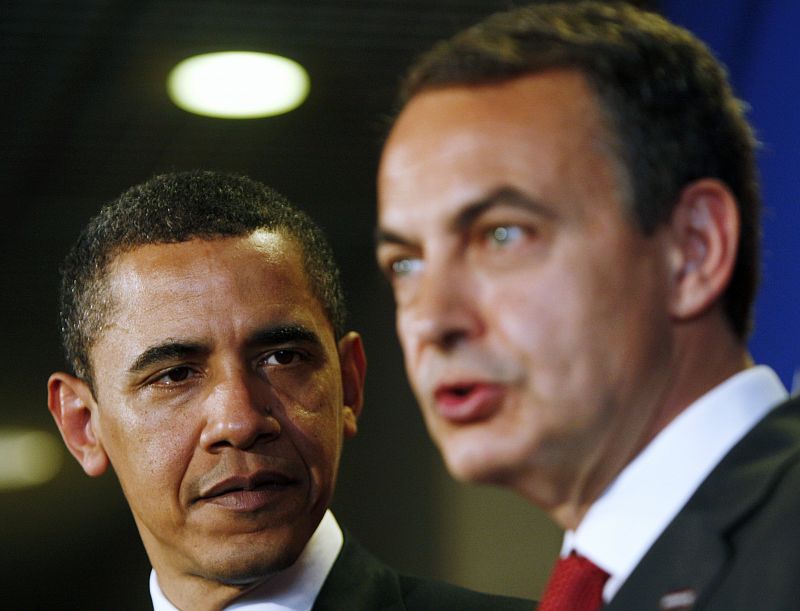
[538,552,610,611]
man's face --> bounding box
[377,71,677,507]
[80,232,361,588]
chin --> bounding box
[439,428,532,488]
[205,541,303,586]
[442,442,502,484]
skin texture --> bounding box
[376,70,746,529]
[48,231,366,610]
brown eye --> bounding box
[266,350,299,365]
[156,367,192,384]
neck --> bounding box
[520,314,750,531]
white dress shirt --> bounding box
[560,366,788,602]
[150,510,343,611]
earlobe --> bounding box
[667,178,740,321]
[47,372,109,477]
[337,332,367,438]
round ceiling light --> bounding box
[167,51,310,119]
[0,428,63,490]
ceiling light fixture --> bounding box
[167,51,310,119]
[0,428,63,490]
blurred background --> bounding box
[2,0,798,608]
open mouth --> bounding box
[433,382,504,423]
[447,385,474,397]
[436,383,479,402]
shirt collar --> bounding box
[562,366,788,601]
[150,509,343,611]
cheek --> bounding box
[395,310,426,386]
[490,272,612,400]
[395,308,412,350]
[283,408,343,507]
[102,405,198,487]
[491,271,584,345]
[276,378,345,471]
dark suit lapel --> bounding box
[606,396,800,610]
[604,509,728,610]
[312,531,407,611]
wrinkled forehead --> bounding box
[378,71,629,227]
[378,70,611,200]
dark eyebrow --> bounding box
[453,186,557,231]
[126,325,322,377]
[246,324,322,349]
[374,226,409,248]
[374,186,555,248]
[127,341,208,376]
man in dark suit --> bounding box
[375,2,799,609]
[47,170,530,611]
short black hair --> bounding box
[59,170,346,387]
[398,1,761,339]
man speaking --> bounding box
[376,2,799,609]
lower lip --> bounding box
[203,485,295,512]
[434,383,505,424]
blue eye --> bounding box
[391,258,423,277]
[488,225,524,246]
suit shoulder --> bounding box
[399,574,532,610]
[315,531,534,610]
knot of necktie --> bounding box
[538,552,610,611]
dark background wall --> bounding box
[1,1,796,608]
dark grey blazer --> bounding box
[313,531,534,610]
[606,395,800,610]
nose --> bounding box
[399,258,483,352]
[200,371,280,452]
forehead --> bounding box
[99,232,330,346]
[378,70,623,226]
[108,230,304,288]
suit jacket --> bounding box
[606,394,800,610]
[312,531,533,610]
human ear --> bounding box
[337,332,367,439]
[47,372,109,477]
[666,178,740,321]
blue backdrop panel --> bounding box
[661,0,800,389]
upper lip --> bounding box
[197,470,298,501]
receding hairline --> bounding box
[385,68,636,218]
